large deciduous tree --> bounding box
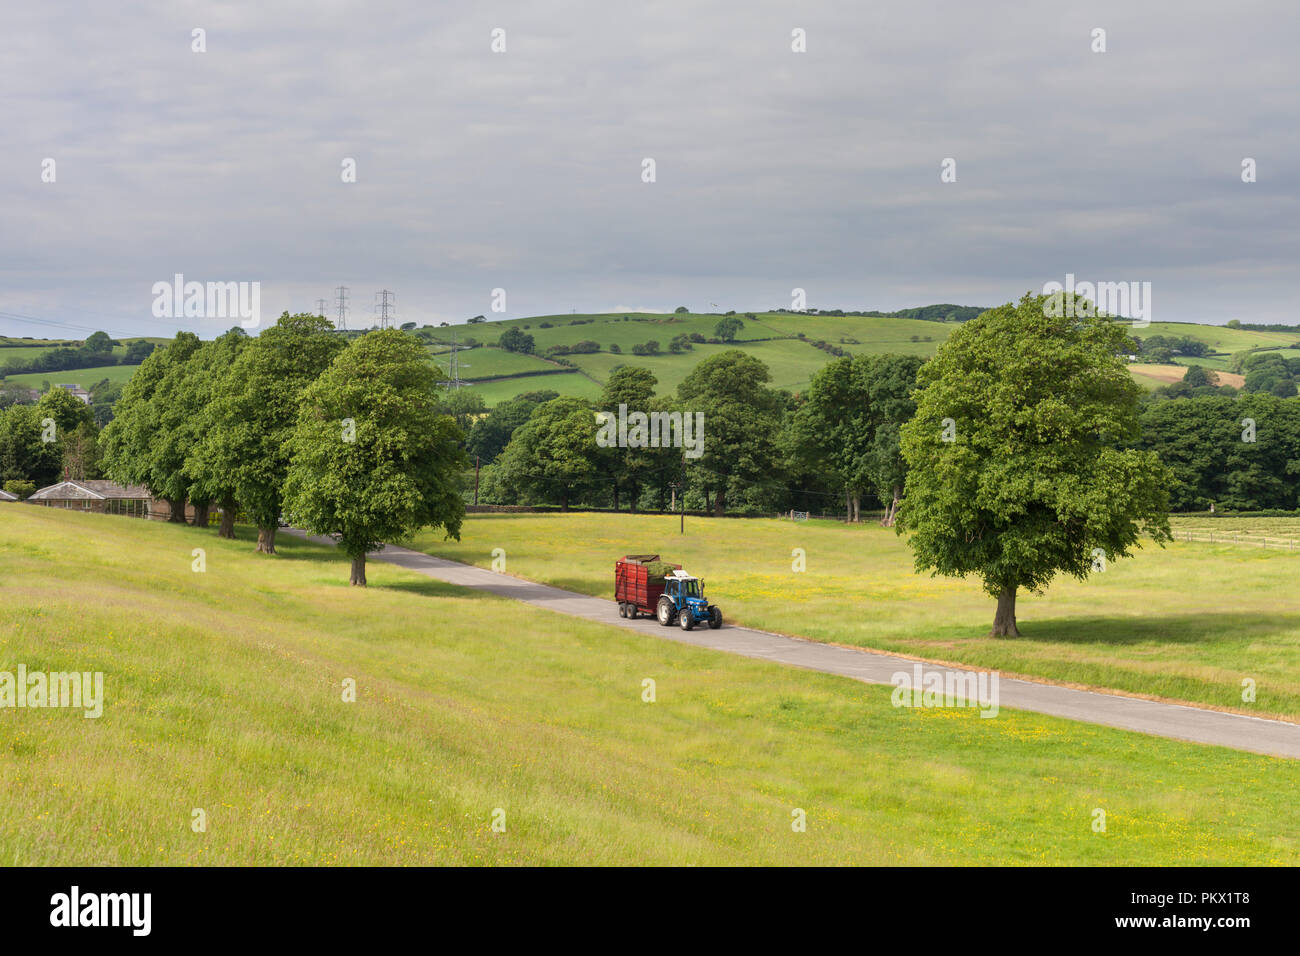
[465,390,559,465]
[596,366,664,511]
[862,354,925,526]
[492,396,599,510]
[0,403,65,488]
[172,328,250,533]
[795,353,923,524]
[101,331,202,519]
[206,313,345,553]
[898,293,1171,636]
[677,350,783,515]
[283,329,467,585]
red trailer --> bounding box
[615,554,680,619]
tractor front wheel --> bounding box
[709,607,722,629]
[679,610,694,631]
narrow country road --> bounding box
[291,532,1300,760]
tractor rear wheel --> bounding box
[657,598,674,626]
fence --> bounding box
[1173,529,1300,551]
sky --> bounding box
[1,0,1297,338]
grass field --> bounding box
[429,346,559,379]
[1136,322,1297,352]
[2,505,1298,864]
[459,371,605,405]
[1,363,138,390]
[411,513,1300,721]
[1128,363,1245,389]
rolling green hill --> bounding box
[7,314,1297,408]
[443,310,960,403]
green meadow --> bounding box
[2,505,1297,865]
[1,363,138,389]
[412,513,1300,720]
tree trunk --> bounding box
[257,526,277,554]
[712,487,727,516]
[852,494,860,523]
[846,488,851,522]
[991,586,1020,637]
[166,497,187,523]
[613,485,619,512]
[218,497,237,539]
[350,554,367,587]
[192,501,210,528]
[880,487,901,528]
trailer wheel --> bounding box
[657,597,674,626]
[618,603,627,618]
[626,605,637,619]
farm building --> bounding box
[54,384,92,404]
[0,488,19,502]
[25,479,179,519]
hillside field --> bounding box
[411,513,1300,720]
[1128,363,1245,389]
[1,505,1297,865]
[1,363,139,389]
[5,317,1292,407]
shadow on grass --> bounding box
[378,579,499,600]
[1019,612,1300,646]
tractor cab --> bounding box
[665,574,703,600]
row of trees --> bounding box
[1138,393,1300,511]
[100,314,466,584]
[470,350,923,520]
[1235,352,1300,397]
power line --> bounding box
[0,310,104,336]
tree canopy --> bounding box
[283,329,467,585]
[677,350,784,515]
[898,293,1172,635]
[204,313,346,552]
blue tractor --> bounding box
[656,570,722,631]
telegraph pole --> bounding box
[680,450,686,534]
[334,286,349,331]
